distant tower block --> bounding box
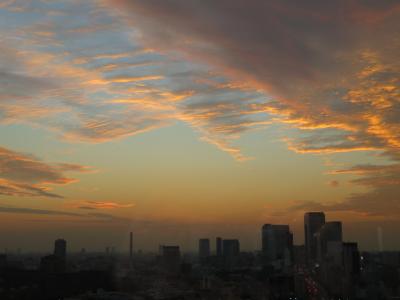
[304,212,325,264]
[129,232,133,262]
[377,227,384,252]
[54,239,67,259]
[199,239,210,259]
[216,237,222,257]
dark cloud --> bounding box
[78,206,97,210]
[107,0,399,154]
[343,164,400,187]
[287,187,400,218]
[288,162,400,216]
[0,205,124,221]
[107,0,400,214]
[0,146,91,198]
[285,162,400,217]
[0,206,81,217]
[0,180,63,199]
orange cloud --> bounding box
[0,146,92,198]
[77,201,135,210]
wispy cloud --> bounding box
[0,146,92,198]
[0,0,272,160]
[76,201,135,210]
[0,205,125,221]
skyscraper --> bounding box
[342,242,360,277]
[222,239,240,258]
[342,242,360,298]
[304,212,325,263]
[160,245,181,272]
[199,238,210,259]
[41,238,67,273]
[216,237,222,257]
[54,238,66,259]
[129,232,133,260]
[261,224,293,267]
[316,221,342,262]
[128,231,133,268]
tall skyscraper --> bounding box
[261,224,293,266]
[54,238,66,259]
[342,242,360,298]
[42,238,67,273]
[160,245,181,272]
[342,242,360,277]
[198,238,210,259]
[316,221,342,262]
[216,237,222,257]
[222,239,240,258]
[129,232,133,260]
[304,212,325,263]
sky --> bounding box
[0,0,399,253]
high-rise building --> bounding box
[199,238,210,259]
[316,221,342,262]
[160,245,181,272]
[261,224,293,267]
[40,254,65,273]
[342,242,360,299]
[129,232,133,260]
[304,212,325,263]
[222,239,240,258]
[54,238,66,259]
[216,237,222,257]
[42,239,67,273]
[0,254,6,269]
[342,242,360,277]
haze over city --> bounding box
[0,0,399,253]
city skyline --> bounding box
[0,211,387,254]
[0,0,399,252]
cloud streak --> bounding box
[0,146,91,198]
[76,201,135,210]
[0,205,125,221]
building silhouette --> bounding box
[216,237,222,257]
[222,239,240,258]
[160,245,181,272]
[129,231,133,268]
[261,224,293,269]
[316,221,342,263]
[40,238,67,273]
[40,254,65,273]
[304,212,325,264]
[198,238,210,259]
[54,239,66,259]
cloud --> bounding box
[0,206,81,217]
[1,0,400,172]
[0,205,125,221]
[0,179,63,199]
[103,0,399,156]
[76,201,135,210]
[1,0,399,163]
[286,189,400,218]
[285,162,400,217]
[0,1,273,160]
[105,0,400,214]
[329,180,339,188]
[0,146,91,198]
